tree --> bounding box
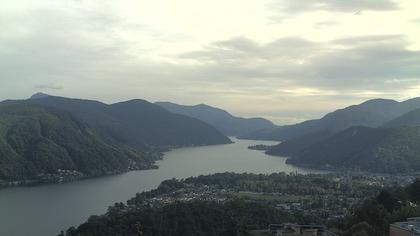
[351,200,390,236]
[407,178,420,202]
[377,189,398,212]
[344,222,374,236]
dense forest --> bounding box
[285,126,420,173]
[0,102,159,182]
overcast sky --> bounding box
[1,0,420,124]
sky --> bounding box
[1,0,420,124]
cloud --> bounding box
[1,0,418,124]
[314,20,338,29]
[267,0,399,23]
[411,18,420,24]
[34,84,64,90]
[0,4,140,93]
[178,34,420,93]
[180,36,321,66]
[332,35,406,46]
[272,0,399,14]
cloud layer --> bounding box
[1,0,419,124]
[180,34,420,90]
[277,0,399,13]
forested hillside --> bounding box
[286,126,420,173]
[0,102,157,182]
[28,95,232,148]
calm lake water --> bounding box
[0,138,324,236]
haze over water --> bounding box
[0,138,324,236]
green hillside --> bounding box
[0,102,156,182]
[266,130,333,157]
[27,95,232,148]
[286,126,420,173]
[385,108,420,127]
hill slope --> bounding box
[262,98,420,157]
[155,102,275,136]
[27,95,232,148]
[385,108,420,127]
[244,98,420,141]
[266,130,334,157]
[286,126,420,173]
[0,102,155,182]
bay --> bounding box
[0,138,323,236]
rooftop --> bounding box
[269,224,337,236]
[391,217,420,235]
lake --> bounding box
[0,138,324,236]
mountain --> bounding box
[256,98,420,157]
[266,130,333,157]
[244,98,420,142]
[286,126,420,173]
[385,108,420,127]
[155,102,275,136]
[30,92,50,99]
[28,95,231,148]
[0,102,155,182]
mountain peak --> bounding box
[194,103,214,109]
[30,92,50,99]
[360,98,397,106]
[156,101,275,136]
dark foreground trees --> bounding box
[339,179,420,236]
[62,200,303,236]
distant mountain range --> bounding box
[155,102,275,137]
[262,97,420,173]
[0,93,232,182]
[244,98,420,141]
[28,94,231,148]
[5,92,420,179]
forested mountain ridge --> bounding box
[0,102,157,182]
[263,97,420,174]
[0,92,233,183]
[385,107,420,127]
[266,130,333,157]
[263,97,420,161]
[244,98,420,141]
[156,101,275,136]
[27,94,232,148]
[285,126,420,173]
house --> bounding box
[268,223,337,236]
[390,217,420,236]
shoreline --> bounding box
[0,164,160,189]
[0,141,234,189]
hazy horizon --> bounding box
[5,91,419,126]
[1,0,420,124]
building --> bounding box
[269,223,337,236]
[390,217,420,236]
